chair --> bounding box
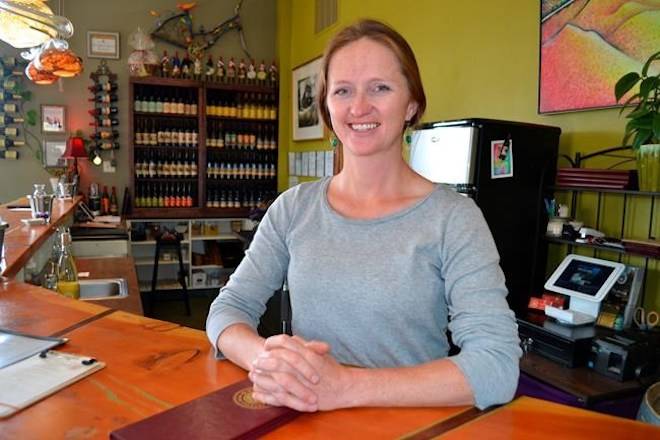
[149,230,191,316]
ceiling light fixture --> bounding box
[0,1,73,49]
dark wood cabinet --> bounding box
[128,77,278,219]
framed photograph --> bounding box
[41,105,66,133]
[538,0,660,113]
[490,139,513,179]
[43,140,67,168]
[292,57,324,140]
[87,31,120,59]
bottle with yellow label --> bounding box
[57,230,80,299]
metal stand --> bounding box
[149,232,191,316]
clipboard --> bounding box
[0,328,68,369]
[0,351,105,418]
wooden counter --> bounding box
[1,196,81,278]
[440,396,659,439]
[0,280,109,336]
[76,257,143,315]
[0,284,656,438]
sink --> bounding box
[79,278,128,300]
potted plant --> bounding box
[615,50,660,191]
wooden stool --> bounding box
[149,231,191,316]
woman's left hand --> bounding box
[250,335,354,412]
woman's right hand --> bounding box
[249,335,330,411]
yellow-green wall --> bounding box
[277,0,659,309]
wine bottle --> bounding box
[0,90,23,102]
[89,117,119,127]
[91,130,119,140]
[2,78,18,91]
[89,106,118,116]
[101,186,110,215]
[0,113,24,125]
[109,186,119,215]
[0,149,18,159]
[96,140,119,150]
[88,93,118,103]
[0,126,19,137]
[0,136,25,147]
[88,82,117,92]
[1,102,19,113]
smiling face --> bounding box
[326,38,418,158]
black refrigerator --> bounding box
[410,118,561,316]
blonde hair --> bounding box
[317,19,426,131]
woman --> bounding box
[206,19,521,412]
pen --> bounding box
[281,280,292,336]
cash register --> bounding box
[518,254,625,367]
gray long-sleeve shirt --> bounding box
[206,177,521,409]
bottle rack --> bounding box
[89,61,119,154]
[0,56,27,160]
[128,76,278,218]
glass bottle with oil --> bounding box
[57,230,80,299]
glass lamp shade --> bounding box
[63,136,87,159]
[25,59,57,85]
[0,1,73,49]
[36,40,83,77]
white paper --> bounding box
[288,152,295,176]
[0,351,104,417]
[294,153,303,176]
[325,150,334,176]
[316,151,325,177]
[307,153,316,178]
[301,152,309,176]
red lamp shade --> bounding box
[63,136,87,159]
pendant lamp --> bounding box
[0,1,73,49]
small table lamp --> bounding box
[62,136,87,195]
[62,135,87,175]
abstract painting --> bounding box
[539,0,660,114]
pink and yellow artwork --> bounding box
[539,0,660,114]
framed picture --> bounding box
[292,57,324,140]
[538,0,660,113]
[87,31,120,59]
[43,140,67,168]
[41,105,66,133]
[490,139,513,179]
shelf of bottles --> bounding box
[132,82,200,209]
[158,50,278,87]
[0,57,27,160]
[89,61,119,151]
[205,87,277,209]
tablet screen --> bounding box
[554,260,615,296]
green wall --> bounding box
[277,0,658,309]
[0,0,276,203]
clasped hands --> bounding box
[249,334,353,412]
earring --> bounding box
[330,136,339,149]
[404,124,412,146]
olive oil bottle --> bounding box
[57,231,80,299]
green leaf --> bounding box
[653,113,660,141]
[639,76,658,100]
[633,128,653,150]
[626,107,651,119]
[20,90,32,101]
[615,72,640,101]
[618,93,641,115]
[26,110,37,126]
[628,114,653,129]
[641,50,660,77]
